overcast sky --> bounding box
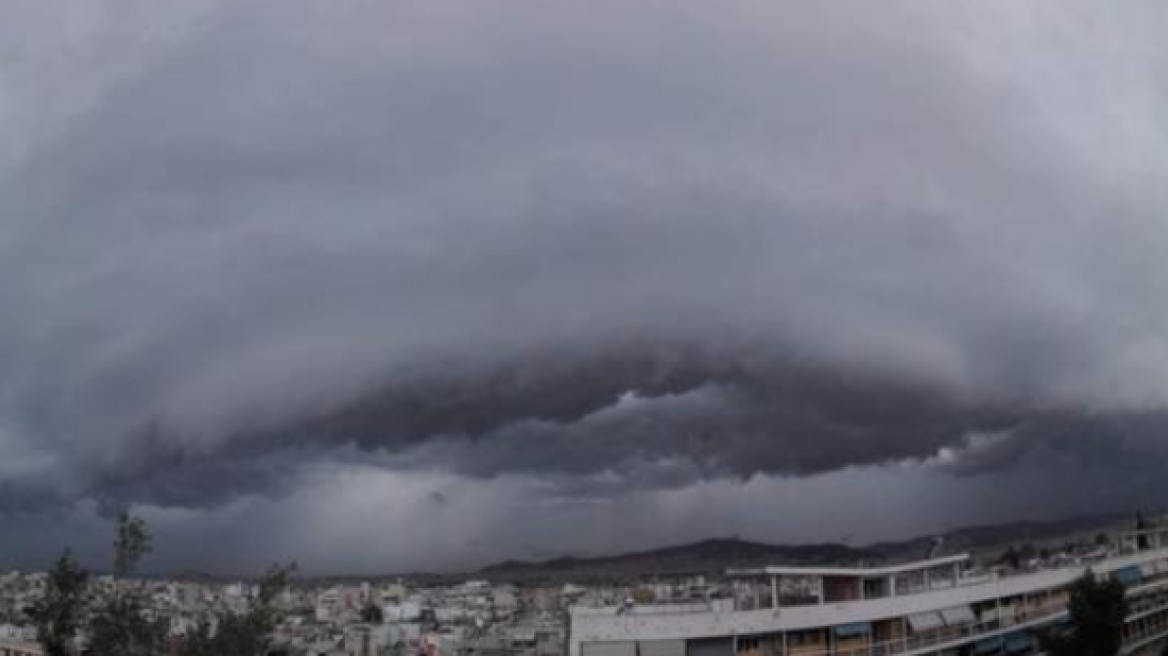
[3,0,1168,575]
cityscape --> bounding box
[3,514,1168,655]
[3,0,1168,655]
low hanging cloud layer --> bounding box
[3,0,1168,567]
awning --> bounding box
[686,639,734,656]
[582,643,636,656]
[638,640,685,656]
[974,636,1004,654]
[941,606,977,626]
[1114,565,1143,585]
[907,612,945,632]
[1038,613,1071,627]
[1004,633,1033,653]
[834,623,872,638]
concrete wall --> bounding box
[0,641,44,656]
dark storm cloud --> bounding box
[292,350,1021,482]
[85,347,1019,508]
[2,0,1168,525]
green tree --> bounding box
[1017,543,1037,562]
[30,512,294,656]
[27,550,89,656]
[88,511,170,656]
[176,563,296,656]
[113,511,152,577]
[361,602,385,624]
[88,604,169,656]
[1050,571,1129,656]
[999,545,1022,570]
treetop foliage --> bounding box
[29,513,292,656]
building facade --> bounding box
[0,641,42,656]
[568,527,1168,656]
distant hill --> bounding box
[482,538,879,576]
[480,513,1129,581]
[868,513,1128,559]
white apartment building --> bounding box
[569,527,1168,656]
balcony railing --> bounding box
[761,601,1069,656]
[757,596,1168,656]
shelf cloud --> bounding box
[2,0,1168,570]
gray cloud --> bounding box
[2,0,1168,568]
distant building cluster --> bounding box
[4,520,1168,656]
[0,571,573,656]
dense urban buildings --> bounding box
[0,570,566,656]
[3,519,1168,655]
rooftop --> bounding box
[726,553,970,579]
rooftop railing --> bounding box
[761,601,1067,656]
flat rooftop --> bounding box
[725,553,970,578]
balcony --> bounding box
[764,601,1069,656]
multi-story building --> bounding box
[568,527,1168,656]
[0,641,42,656]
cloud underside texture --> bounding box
[2,0,1168,524]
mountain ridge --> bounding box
[479,512,1129,580]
